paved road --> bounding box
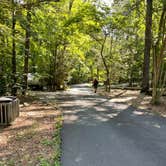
[56,84,166,166]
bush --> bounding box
[0,75,6,96]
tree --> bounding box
[11,0,17,96]
[0,0,10,95]
[152,2,166,104]
[141,0,153,93]
[22,4,31,95]
[21,0,60,95]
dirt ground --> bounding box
[0,96,62,166]
[98,88,166,117]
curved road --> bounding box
[56,84,166,166]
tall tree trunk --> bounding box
[56,45,67,89]
[90,65,94,81]
[100,34,110,92]
[22,5,31,95]
[141,0,152,93]
[11,0,17,96]
[0,40,6,96]
[53,45,58,91]
[152,4,166,104]
[97,66,99,80]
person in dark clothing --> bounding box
[93,78,99,93]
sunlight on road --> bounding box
[110,96,137,103]
[153,124,161,128]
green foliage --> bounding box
[0,75,6,96]
[0,0,165,98]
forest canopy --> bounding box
[0,0,165,103]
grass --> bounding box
[0,95,63,166]
[40,115,62,166]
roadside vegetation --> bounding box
[98,87,166,117]
[0,94,62,166]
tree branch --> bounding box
[21,0,60,8]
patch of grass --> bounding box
[15,122,38,141]
[15,129,36,141]
[8,159,15,166]
[39,115,62,166]
[39,159,60,166]
[54,161,61,166]
[52,115,62,165]
[0,159,15,166]
[39,158,51,166]
[18,94,38,104]
[0,162,5,166]
[41,139,54,146]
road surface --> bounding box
[55,84,166,166]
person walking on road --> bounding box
[93,78,99,93]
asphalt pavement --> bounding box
[56,84,166,166]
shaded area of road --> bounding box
[56,84,166,166]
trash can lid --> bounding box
[0,97,13,103]
[5,96,17,100]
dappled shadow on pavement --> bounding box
[58,85,166,166]
[56,86,165,128]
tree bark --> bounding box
[152,4,166,104]
[100,34,110,92]
[53,45,58,91]
[141,0,153,93]
[11,0,17,96]
[22,5,31,95]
